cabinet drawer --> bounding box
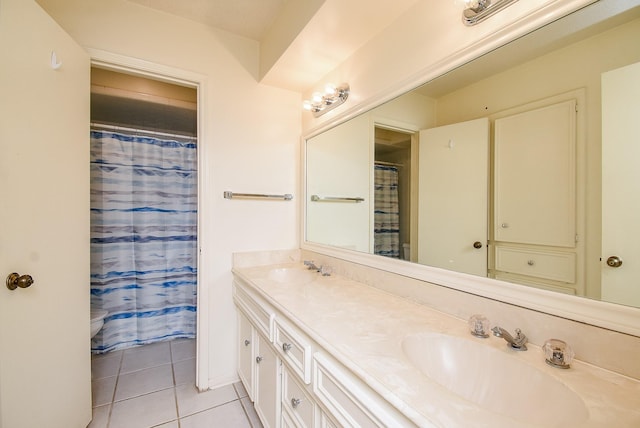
[313,353,384,428]
[234,281,275,340]
[495,246,575,283]
[282,366,315,427]
[274,318,312,384]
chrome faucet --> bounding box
[303,260,332,276]
[492,326,528,351]
[303,260,320,271]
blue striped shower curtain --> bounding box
[90,129,197,353]
[374,164,400,258]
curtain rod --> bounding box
[90,122,197,141]
[375,160,404,167]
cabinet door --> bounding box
[238,311,255,400]
[255,332,281,428]
[494,100,576,247]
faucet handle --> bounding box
[543,339,574,369]
[468,314,490,338]
[514,328,527,344]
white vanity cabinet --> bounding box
[234,282,280,428]
[233,278,417,428]
[255,331,282,428]
[237,310,255,400]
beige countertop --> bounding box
[233,262,640,428]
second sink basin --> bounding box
[401,332,588,426]
[267,267,318,284]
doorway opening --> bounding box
[374,126,415,261]
[90,67,198,353]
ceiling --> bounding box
[125,0,422,91]
[126,0,288,41]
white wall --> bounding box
[37,0,301,388]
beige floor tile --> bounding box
[173,357,196,385]
[92,376,117,407]
[91,352,122,380]
[176,383,237,417]
[114,364,174,401]
[120,342,171,374]
[180,400,252,428]
[87,404,110,428]
[171,338,196,362]
[109,388,177,428]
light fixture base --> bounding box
[462,0,518,26]
[303,83,350,117]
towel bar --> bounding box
[224,191,293,201]
[310,195,365,203]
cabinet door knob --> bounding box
[473,241,483,249]
[244,339,251,346]
[291,397,302,408]
[255,356,263,364]
[282,342,292,352]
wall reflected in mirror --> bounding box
[305,3,640,309]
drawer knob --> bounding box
[291,397,302,408]
[244,339,251,346]
[527,260,535,266]
[501,223,509,228]
[256,356,263,364]
[282,342,292,352]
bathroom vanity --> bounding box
[233,259,640,428]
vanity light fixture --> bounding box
[302,83,350,117]
[457,0,518,26]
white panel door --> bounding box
[0,1,91,427]
[418,118,489,276]
[494,100,577,247]
[601,61,640,307]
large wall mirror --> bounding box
[304,0,640,333]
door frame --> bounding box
[88,48,210,390]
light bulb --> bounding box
[302,100,313,111]
[324,83,337,96]
[312,92,323,103]
[454,0,480,8]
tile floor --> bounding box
[89,339,263,428]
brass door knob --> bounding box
[6,273,34,290]
[473,241,483,249]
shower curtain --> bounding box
[90,129,197,353]
[374,164,400,258]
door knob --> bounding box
[606,256,623,268]
[473,241,483,249]
[6,273,34,290]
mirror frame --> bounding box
[301,0,640,338]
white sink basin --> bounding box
[402,333,588,426]
[267,267,318,284]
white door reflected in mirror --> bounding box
[418,118,489,276]
[601,61,640,307]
